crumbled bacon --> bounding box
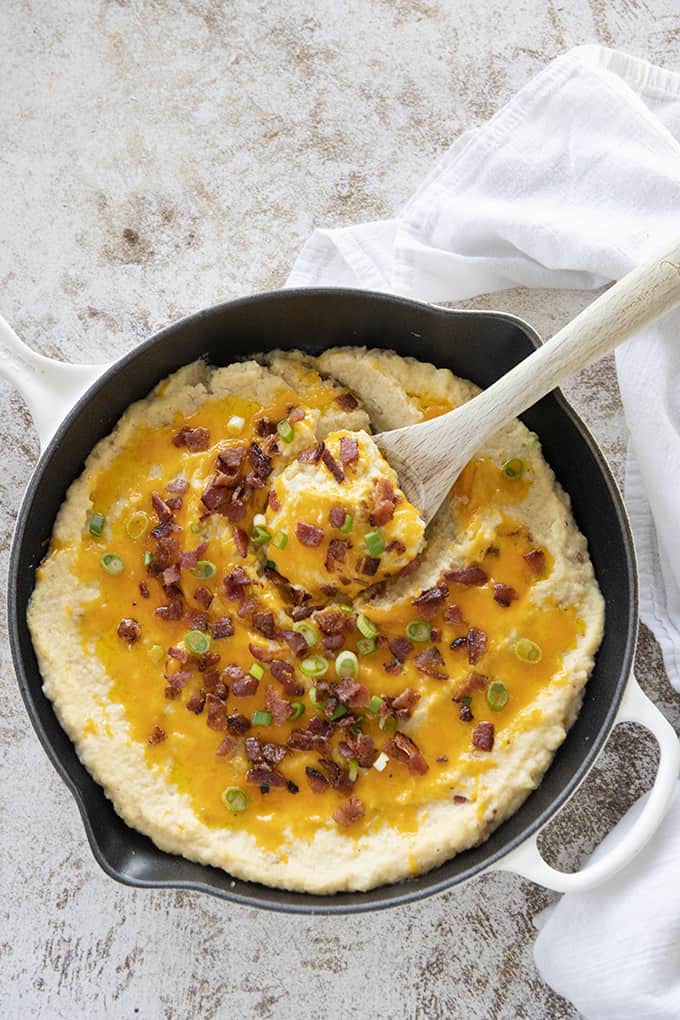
[227,713,251,735]
[246,765,287,788]
[389,637,413,662]
[193,585,214,609]
[414,645,447,679]
[228,666,259,697]
[256,418,277,437]
[384,733,429,775]
[215,734,239,757]
[149,518,181,541]
[328,506,347,529]
[165,496,183,513]
[412,583,449,618]
[370,478,397,527]
[261,742,287,765]
[472,721,495,751]
[166,476,189,494]
[445,565,488,586]
[383,659,403,675]
[155,600,184,621]
[334,677,370,708]
[164,685,181,700]
[453,672,489,700]
[524,549,546,575]
[151,491,174,522]
[453,794,469,804]
[467,627,488,665]
[357,556,380,576]
[206,694,228,731]
[237,597,258,620]
[201,478,231,513]
[459,703,474,722]
[391,687,420,718]
[277,629,308,659]
[179,541,209,570]
[400,555,422,577]
[450,636,468,651]
[314,610,344,635]
[444,604,463,625]
[493,583,518,607]
[224,566,252,599]
[138,580,150,599]
[117,618,141,643]
[171,425,210,451]
[248,442,272,479]
[339,436,359,466]
[386,540,406,555]
[338,731,377,767]
[186,692,206,714]
[298,442,324,464]
[323,633,344,651]
[232,527,249,558]
[209,616,234,640]
[245,736,263,761]
[335,392,358,411]
[333,795,365,826]
[318,758,353,792]
[148,726,166,745]
[168,646,189,664]
[161,564,181,588]
[185,609,209,632]
[305,766,329,793]
[296,522,324,547]
[291,602,316,621]
[288,720,332,751]
[251,611,275,639]
[325,539,349,571]
[270,659,305,697]
[202,672,227,697]
[265,685,292,724]
[249,642,281,663]
[321,447,345,483]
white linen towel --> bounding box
[286,45,680,1018]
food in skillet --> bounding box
[28,348,604,892]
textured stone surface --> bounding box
[1,2,679,1018]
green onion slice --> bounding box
[364,530,385,557]
[249,662,265,681]
[523,432,538,448]
[143,551,153,568]
[309,686,320,706]
[486,681,509,710]
[190,521,203,534]
[368,695,384,713]
[330,703,348,721]
[190,559,217,579]
[379,714,397,733]
[147,644,165,663]
[100,553,124,576]
[335,650,359,678]
[513,638,543,663]
[502,457,525,479]
[348,757,359,782]
[300,655,329,678]
[357,613,378,639]
[222,787,250,813]
[88,512,105,538]
[271,529,288,550]
[277,419,295,443]
[340,513,353,534]
[406,619,432,642]
[250,525,271,546]
[357,637,376,657]
[124,510,149,540]
[292,621,319,648]
[289,701,305,720]
[185,630,211,655]
[251,710,273,727]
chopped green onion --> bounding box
[251,710,273,727]
[406,619,432,642]
[334,601,354,614]
[351,715,365,734]
[300,655,329,678]
[357,637,376,656]
[340,513,353,533]
[125,510,149,540]
[368,695,385,713]
[373,751,389,772]
[460,695,472,706]
[357,613,378,639]
[190,521,203,534]
[335,650,359,678]
[222,786,249,813]
[502,457,525,479]
[364,530,385,557]
[191,559,217,579]
[292,621,319,648]
[348,758,359,782]
[143,551,153,568]
[486,681,509,710]
[250,525,271,546]
[100,553,124,576]
[379,714,397,733]
[523,432,538,448]
[309,686,320,706]
[513,638,543,663]
[185,630,211,655]
[147,644,165,663]
[88,512,105,538]
[277,419,295,443]
[330,703,348,721]
[271,529,288,550]
[290,701,305,720]
[249,662,265,681]
[265,559,277,571]
[227,415,245,435]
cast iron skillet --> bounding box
[5,288,678,913]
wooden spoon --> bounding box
[375,240,680,523]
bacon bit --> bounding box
[444,604,463,625]
[224,566,252,599]
[357,556,380,576]
[321,447,345,483]
[175,426,210,452]
[389,636,413,662]
[151,491,174,522]
[291,601,316,620]
[453,672,489,700]
[190,586,212,610]
[286,406,303,423]
[288,720,332,751]
[115,618,140,643]
[305,767,329,793]
[248,442,273,480]
[231,527,248,558]
[467,627,488,665]
[205,694,228,731]
[278,630,308,659]
[179,542,209,571]
[335,392,358,412]
[245,736,263,761]
[227,667,258,697]
[334,677,370,708]
[256,418,277,437]
[217,445,246,479]
[161,564,181,589]
[414,645,447,679]
[325,539,349,572]
[215,734,239,757]
[311,610,342,635]
[391,687,420,718]
[197,652,221,672]
[185,609,209,632]
[265,685,292,725]
[412,583,449,619]
[472,721,495,751]
[164,685,181,700]
[339,731,377,767]
[186,692,206,714]
[237,597,258,621]
[226,713,251,735]
[339,436,359,466]
[296,522,324,547]
[246,765,288,788]
[201,479,231,513]
[218,499,247,523]
[298,441,324,464]
[251,611,275,639]
[400,555,422,577]
[383,659,403,675]
[249,642,280,663]
[493,583,518,607]
[328,506,347,528]
[149,518,181,541]
[165,496,183,513]
[155,600,184,622]
[333,795,365,826]
[318,758,353,792]
[384,733,429,775]
[524,549,546,575]
[205,616,231,641]
[148,725,166,745]
[166,476,189,494]
[386,540,406,555]
[453,794,469,804]
[150,535,181,570]
[323,633,344,651]
[270,659,305,697]
[168,646,189,664]
[450,636,468,652]
[164,666,192,690]
[202,670,226,694]
[445,565,488,586]
[459,704,474,722]
[136,580,149,600]
[261,742,287,765]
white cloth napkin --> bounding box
[286,45,680,1018]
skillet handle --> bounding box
[492,675,679,892]
[0,313,107,451]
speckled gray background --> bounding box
[1,2,679,1018]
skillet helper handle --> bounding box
[493,675,680,893]
[0,313,105,451]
